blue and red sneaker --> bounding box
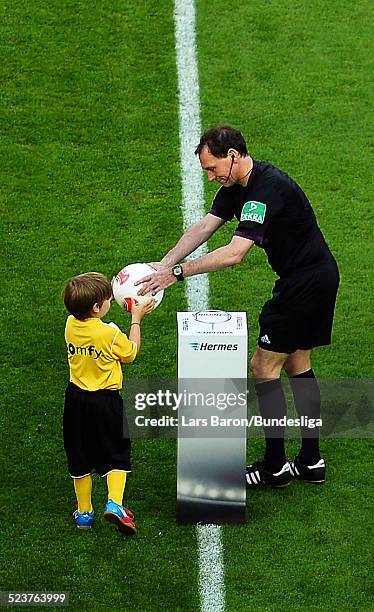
[72,509,94,529]
[103,500,136,535]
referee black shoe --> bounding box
[246,460,292,488]
[289,456,326,483]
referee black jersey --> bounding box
[209,160,334,278]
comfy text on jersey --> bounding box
[65,316,137,391]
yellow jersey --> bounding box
[65,316,137,391]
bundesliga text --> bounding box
[134,413,321,430]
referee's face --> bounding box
[199,146,236,187]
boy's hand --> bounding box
[131,298,156,321]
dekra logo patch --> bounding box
[240,201,266,224]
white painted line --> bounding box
[174,1,225,611]
[196,525,225,612]
[174,0,209,312]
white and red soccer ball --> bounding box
[112,263,163,312]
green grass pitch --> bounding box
[0,0,373,610]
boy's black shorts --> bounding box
[258,257,340,354]
[63,382,131,478]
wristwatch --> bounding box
[172,264,184,281]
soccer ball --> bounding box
[112,263,164,312]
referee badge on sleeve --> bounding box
[241,201,267,224]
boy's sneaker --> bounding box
[289,456,326,483]
[246,460,292,488]
[72,509,94,529]
[103,500,137,535]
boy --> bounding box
[63,272,154,534]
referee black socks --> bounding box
[289,369,321,465]
[254,371,322,472]
[254,378,287,472]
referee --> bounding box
[138,125,340,487]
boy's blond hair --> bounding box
[63,272,112,320]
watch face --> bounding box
[173,265,184,279]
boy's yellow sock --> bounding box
[73,475,93,513]
[107,471,127,506]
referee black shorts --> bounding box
[258,257,340,354]
[63,382,131,478]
